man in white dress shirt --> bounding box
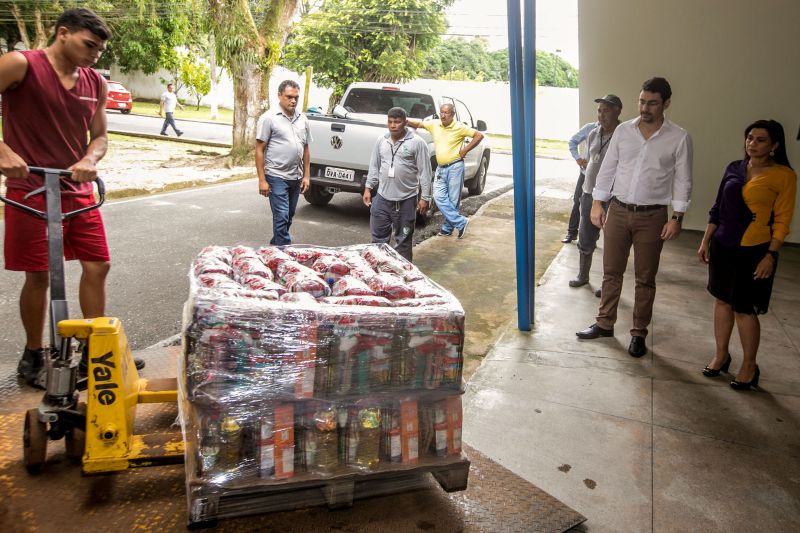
[575,77,693,358]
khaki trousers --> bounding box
[596,201,667,337]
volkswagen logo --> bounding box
[331,136,342,149]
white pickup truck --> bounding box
[304,82,490,206]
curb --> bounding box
[108,128,231,148]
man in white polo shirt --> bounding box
[255,79,312,245]
[576,77,693,358]
[159,83,184,137]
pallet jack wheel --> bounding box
[65,402,87,462]
[24,408,48,473]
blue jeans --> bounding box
[160,112,181,135]
[266,174,302,245]
[434,161,467,234]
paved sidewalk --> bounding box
[462,220,800,532]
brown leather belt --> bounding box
[612,197,666,212]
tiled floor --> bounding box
[464,233,800,532]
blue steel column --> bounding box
[506,0,536,330]
[523,0,536,326]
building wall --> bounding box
[578,0,800,241]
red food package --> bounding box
[331,276,375,296]
[233,257,273,280]
[408,279,442,298]
[284,273,331,298]
[197,273,238,289]
[277,260,320,283]
[197,245,232,264]
[280,292,319,306]
[367,273,415,300]
[230,245,255,258]
[339,252,376,280]
[285,247,321,265]
[241,275,287,295]
[319,295,392,307]
[391,297,448,308]
[257,246,294,271]
[361,246,414,276]
[194,258,233,277]
[311,255,351,281]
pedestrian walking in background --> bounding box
[576,77,693,358]
[569,94,622,290]
[407,104,484,239]
[363,107,432,261]
[563,120,598,243]
[159,82,184,137]
[696,119,796,390]
[255,79,311,246]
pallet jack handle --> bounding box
[0,167,105,220]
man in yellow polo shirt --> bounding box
[407,103,484,238]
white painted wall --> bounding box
[578,0,800,240]
[109,67,580,140]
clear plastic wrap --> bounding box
[179,244,467,525]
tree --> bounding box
[97,2,195,75]
[535,50,578,88]
[5,0,61,50]
[207,0,300,161]
[179,54,212,109]
[282,0,455,107]
[422,37,507,82]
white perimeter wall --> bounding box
[110,66,579,140]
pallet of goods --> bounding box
[179,244,469,528]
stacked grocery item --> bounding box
[179,244,468,525]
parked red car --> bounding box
[106,81,132,114]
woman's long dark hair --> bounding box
[744,119,793,169]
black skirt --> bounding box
[707,237,777,315]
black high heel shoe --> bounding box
[702,354,731,377]
[731,365,760,391]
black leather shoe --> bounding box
[17,348,46,388]
[569,277,589,287]
[594,289,601,298]
[628,336,647,357]
[702,354,731,377]
[561,232,577,244]
[576,324,614,339]
[731,365,760,391]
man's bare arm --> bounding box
[406,118,423,129]
[459,131,484,159]
[69,80,108,182]
[0,52,30,178]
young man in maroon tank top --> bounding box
[0,8,143,386]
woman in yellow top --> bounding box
[697,119,796,390]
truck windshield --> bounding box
[342,89,436,119]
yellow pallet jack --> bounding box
[1,167,184,474]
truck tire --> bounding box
[467,154,489,196]
[304,185,334,206]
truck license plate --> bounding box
[325,167,355,181]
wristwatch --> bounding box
[766,250,779,260]
[671,214,683,223]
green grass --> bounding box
[486,133,569,157]
[130,99,234,123]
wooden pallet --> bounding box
[187,455,470,529]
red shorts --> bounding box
[3,189,110,272]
